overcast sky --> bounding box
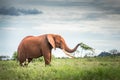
[0,0,120,57]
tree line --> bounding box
[98,49,120,57]
[0,42,119,60]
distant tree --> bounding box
[79,43,95,57]
[73,43,95,58]
[79,42,95,53]
[109,49,118,57]
[0,56,10,60]
[12,51,18,60]
[117,52,120,56]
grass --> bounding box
[0,57,120,80]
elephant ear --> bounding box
[47,35,56,50]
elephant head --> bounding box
[47,34,80,57]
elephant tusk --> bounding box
[62,49,75,58]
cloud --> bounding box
[0,27,22,31]
[0,0,94,8]
[0,7,43,16]
[91,0,120,14]
[82,13,108,20]
[32,23,89,33]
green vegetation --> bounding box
[79,42,94,52]
[0,57,120,80]
[12,51,18,60]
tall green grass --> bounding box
[0,57,120,80]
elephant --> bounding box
[17,34,81,66]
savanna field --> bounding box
[0,57,120,80]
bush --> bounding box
[12,51,18,60]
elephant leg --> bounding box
[24,58,33,66]
[20,58,29,66]
[43,52,51,66]
[28,58,33,63]
[20,62,24,66]
[23,59,28,66]
[20,58,32,67]
[20,61,26,66]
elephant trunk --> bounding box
[63,43,81,53]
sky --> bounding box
[0,0,120,58]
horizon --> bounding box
[0,0,120,57]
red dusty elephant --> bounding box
[17,34,81,66]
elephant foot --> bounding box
[20,59,29,67]
[20,62,28,67]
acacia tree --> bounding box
[73,42,94,57]
[79,42,95,57]
[109,49,118,57]
[80,43,94,52]
[12,51,18,60]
